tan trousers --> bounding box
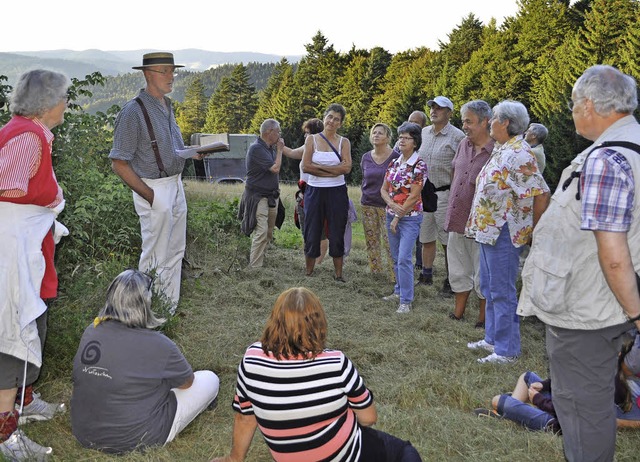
[249,198,277,268]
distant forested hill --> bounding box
[76,62,279,114]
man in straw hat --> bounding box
[109,52,195,314]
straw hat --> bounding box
[132,52,184,70]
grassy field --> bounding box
[21,181,640,461]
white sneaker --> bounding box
[477,352,518,364]
[382,293,400,301]
[0,429,52,461]
[17,396,66,424]
[396,303,411,313]
[466,339,495,353]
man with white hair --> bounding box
[239,119,283,268]
[524,122,548,174]
[518,65,640,462]
[110,52,196,314]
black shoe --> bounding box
[416,273,433,286]
[334,275,346,283]
[439,279,454,298]
[448,312,463,321]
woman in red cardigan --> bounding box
[0,69,70,461]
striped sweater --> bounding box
[233,342,373,462]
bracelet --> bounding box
[628,313,640,323]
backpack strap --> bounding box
[135,97,168,177]
[561,141,640,200]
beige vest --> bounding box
[518,116,640,329]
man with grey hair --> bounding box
[445,100,494,328]
[239,119,283,268]
[416,96,465,296]
[518,65,640,462]
[408,110,428,128]
[524,122,548,174]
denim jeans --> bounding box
[479,225,523,357]
[387,214,422,304]
[497,371,555,431]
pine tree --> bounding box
[203,64,257,134]
[176,76,207,143]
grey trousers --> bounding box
[546,322,632,462]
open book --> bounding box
[176,141,230,159]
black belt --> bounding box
[434,185,450,192]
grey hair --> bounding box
[397,121,422,151]
[492,100,530,136]
[99,269,165,329]
[461,100,492,124]
[408,111,428,127]
[573,65,638,115]
[10,69,71,117]
[324,103,346,122]
[260,118,280,135]
[527,123,548,144]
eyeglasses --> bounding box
[146,69,178,77]
[567,99,583,112]
[398,136,414,141]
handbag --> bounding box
[422,178,438,213]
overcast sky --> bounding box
[3,0,521,56]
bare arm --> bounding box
[301,135,352,177]
[210,412,259,462]
[111,159,154,206]
[283,145,304,160]
[617,418,640,428]
[177,373,195,390]
[353,403,377,427]
[532,191,550,228]
[594,230,640,327]
[268,138,284,174]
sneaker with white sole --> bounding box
[477,352,518,364]
[16,397,66,424]
[466,339,495,353]
[382,293,400,301]
[0,429,52,461]
[396,303,411,313]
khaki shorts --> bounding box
[419,190,450,245]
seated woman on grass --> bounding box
[475,331,640,432]
[211,287,422,462]
[71,269,220,454]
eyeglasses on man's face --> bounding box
[147,68,177,77]
[567,98,584,112]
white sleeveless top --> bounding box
[307,135,345,188]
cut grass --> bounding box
[22,181,640,461]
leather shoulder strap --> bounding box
[135,97,167,176]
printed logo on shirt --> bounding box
[80,340,113,379]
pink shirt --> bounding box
[0,118,62,207]
[445,137,494,233]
